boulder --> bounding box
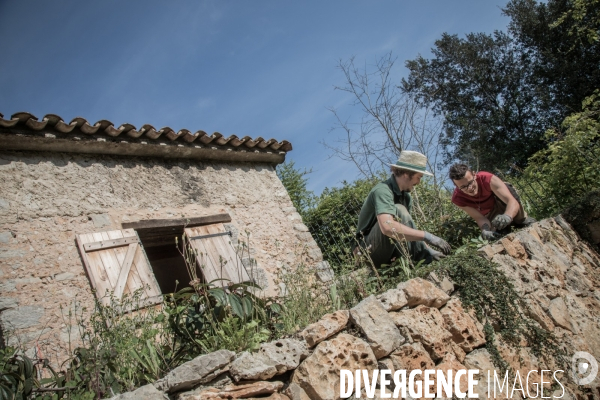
[398,278,450,308]
[283,382,311,400]
[439,298,486,352]
[388,342,434,372]
[548,297,573,331]
[186,381,284,399]
[300,310,349,348]
[292,333,377,400]
[349,295,405,358]
[259,338,309,374]
[390,305,453,361]
[376,288,408,311]
[154,349,235,393]
[108,384,167,400]
[229,351,278,382]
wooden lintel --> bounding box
[83,236,139,252]
[122,213,232,231]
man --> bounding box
[449,163,535,240]
[356,150,452,269]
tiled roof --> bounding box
[0,112,292,152]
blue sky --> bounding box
[0,1,510,194]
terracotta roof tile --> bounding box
[0,112,293,153]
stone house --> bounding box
[0,111,325,363]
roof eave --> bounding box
[0,129,286,164]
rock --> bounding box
[433,352,469,398]
[376,288,408,311]
[108,383,167,400]
[315,261,335,282]
[188,381,284,399]
[548,297,573,331]
[463,348,500,399]
[440,298,486,352]
[350,295,405,358]
[292,333,377,400]
[389,342,434,372]
[398,278,450,308]
[500,237,528,259]
[440,277,455,294]
[0,306,44,329]
[258,338,309,374]
[283,382,311,400]
[154,350,235,393]
[54,272,75,281]
[300,310,349,347]
[524,294,555,331]
[229,351,278,382]
[391,305,453,361]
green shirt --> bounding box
[356,175,413,236]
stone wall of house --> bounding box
[0,150,324,366]
[106,216,599,400]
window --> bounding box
[76,213,250,306]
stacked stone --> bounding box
[109,216,600,400]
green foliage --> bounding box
[420,245,566,370]
[521,91,600,216]
[304,175,382,269]
[505,0,600,116]
[562,189,600,253]
[276,161,316,217]
[1,347,35,400]
[550,0,600,45]
[403,31,548,170]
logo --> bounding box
[572,351,598,385]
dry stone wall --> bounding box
[107,216,600,400]
[0,150,324,366]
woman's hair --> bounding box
[391,167,418,179]
[449,163,470,180]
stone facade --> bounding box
[0,117,325,367]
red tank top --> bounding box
[451,171,496,215]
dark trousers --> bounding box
[486,183,527,226]
[360,204,431,269]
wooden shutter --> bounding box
[184,223,251,285]
[76,229,162,306]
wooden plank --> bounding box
[205,224,247,283]
[123,213,231,230]
[113,243,137,299]
[78,232,113,304]
[185,224,249,285]
[107,230,140,297]
[131,234,162,301]
[185,226,220,285]
[83,236,139,252]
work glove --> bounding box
[491,214,513,230]
[427,247,446,261]
[424,232,451,255]
[481,229,501,241]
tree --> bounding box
[327,53,444,181]
[276,161,315,218]
[504,0,600,117]
[521,90,600,216]
[402,31,549,171]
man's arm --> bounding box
[376,213,424,241]
[458,206,492,231]
[489,175,520,219]
[376,213,451,254]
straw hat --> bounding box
[389,150,433,176]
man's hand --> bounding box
[428,247,446,261]
[424,232,451,255]
[491,214,512,230]
[481,229,500,241]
